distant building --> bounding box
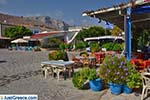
[28,27,41,34]
[30,26,87,44]
[0,24,88,48]
[65,26,89,44]
[31,31,65,40]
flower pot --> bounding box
[109,83,122,95]
[89,78,103,91]
[123,84,132,94]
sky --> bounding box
[0,0,129,26]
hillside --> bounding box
[26,16,70,30]
[0,13,70,31]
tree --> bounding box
[41,37,63,48]
[4,26,32,39]
[76,26,110,41]
[111,26,123,36]
[131,29,150,51]
[137,30,150,49]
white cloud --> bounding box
[0,0,7,5]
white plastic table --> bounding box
[41,60,74,80]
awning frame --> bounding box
[82,0,150,60]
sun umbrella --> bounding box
[11,38,28,43]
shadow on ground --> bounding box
[0,60,7,63]
[0,70,42,86]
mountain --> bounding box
[26,16,70,31]
[0,13,70,31]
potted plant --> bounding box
[99,55,129,94]
[115,61,143,94]
[124,66,142,94]
[72,71,87,89]
[88,68,103,91]
[72,67,90,89]
[72,67,103,91]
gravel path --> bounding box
[0,49,148,100]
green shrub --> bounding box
[102,42,124,51]
[102,42,113,51]
[72,71,87,89]
[59,43,73,51]
[48,50,68,61]
[126,67,142,88]
[65,43,73,50]
[88,68,98,81]
[112,43,123,51]
[90,42,100,52]
[99,55,142,87]
[72,67,98,89]
[40,37,63,49]
[59,43,66,51]
[48,37,63,48]
[75,41,86,50]
[100,55,129,84]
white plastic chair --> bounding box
[41,64,53,79]
[41,60,64,80]
[51,65,63,80]
[141,72,150,100]
[51,60,64,80]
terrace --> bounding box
[82,0,150,61]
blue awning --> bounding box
[132,5,150,14]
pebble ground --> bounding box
[0,49,149,100]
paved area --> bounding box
[0,49,149,100]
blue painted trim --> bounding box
[126,7,131,61]
[132,5,150,14]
